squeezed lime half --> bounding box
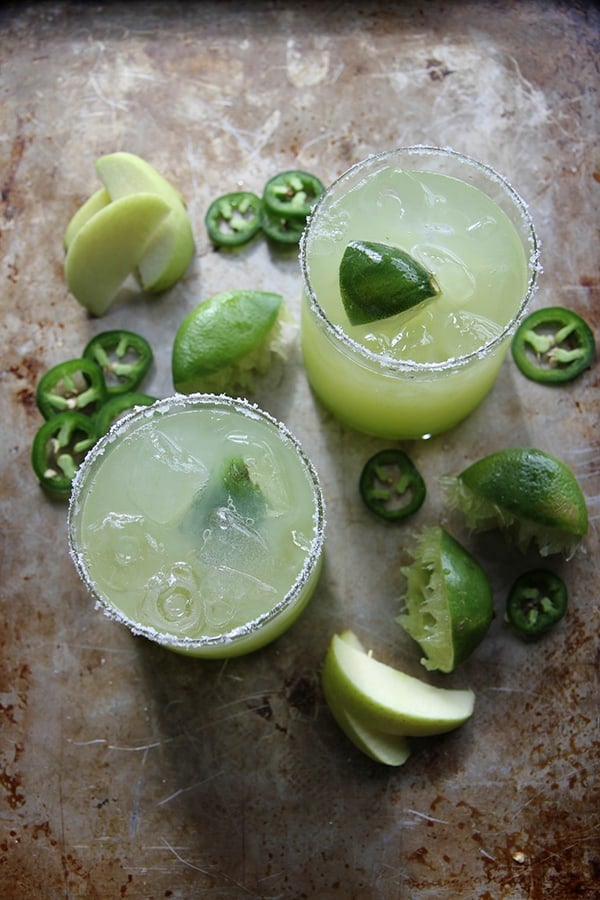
[398,526,494,673]
[444,448,588,559]
[171,289,286,394]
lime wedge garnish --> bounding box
[398,526,494,673]
[182,455,266,541]
[339,240,439,326]
[220,456,267,521]
[444,447,589,559]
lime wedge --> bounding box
[171,289,283,394]
[444,448,588,559]
[398,526,494,673]
[339,240,439,326]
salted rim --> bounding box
[67,392,326,650]
[299,145,541,374]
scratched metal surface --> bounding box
[0,2,598,897]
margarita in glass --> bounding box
[300,146,539,439]
[68,394,325,657]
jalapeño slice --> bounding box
[36,358,107,420]
[261,209,306,245]
[511,306,595,384]
[95,392,157,436]
[205,191,263,247]
[31,410,97,498]
[83,330,153,395]
[359,449,426,521]
[263,170,324,221]
[506,569,568,639]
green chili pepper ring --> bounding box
[205,191,263,247]
[95,392,157,436]
[511,306,595,384]
[260,209,306,245]
[36,358,107,420]
[31,410,97,497]
[359,449,426,521]
[263,170,325,221]
[83,330,153,395]
[506,569,568,639]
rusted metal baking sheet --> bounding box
[1,2,598,897]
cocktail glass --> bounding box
[68,394,325,657]
[300,146,539,439]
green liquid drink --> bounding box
[68,395,325,657]
[300,147,539,439]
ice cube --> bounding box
[201,563,278,631]
[129,424,209,525]
[140,561,205,635]
[438,311,503,357]
[244,439,291,517]
[197,501,269,570]
[415,243,476,307]
[88,512,164,591]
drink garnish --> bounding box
[183,455,267,538]
[339,239,439,326]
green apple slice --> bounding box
[322,631,475,737]
[95,151,195,293]
[65,192,171,316]
[64,187,111,252]
[323,686,411,766]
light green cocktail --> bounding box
[300,147,539,439]
[68,394,325,657]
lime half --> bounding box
[172,290,287,395]
[339,240,439,326]
[398,526,494,673]
[444,448,588,559]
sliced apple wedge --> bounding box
[64,187,111,252]
[95,151,186,207]
[323,690,411,766]
[322,631,475,737]
[65,192,171,316]
[95,151,195,293]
